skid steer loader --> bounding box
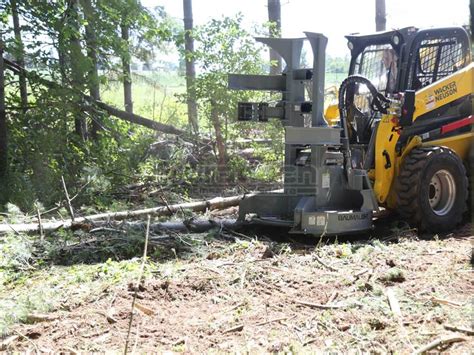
[228,27,473,235]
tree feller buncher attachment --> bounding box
[229,27,473,236]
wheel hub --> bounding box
[429,169,456,216]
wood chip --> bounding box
[295,300,347,309]
[0,335,19,351]
[239,268,247,289]
[303,338,318,346]
[222,324,244,334]
[430,296,462,307]
[443,324,474,336]
[327,291,339,304]
[94,310,118,324]
[255,315,294,326]
[82,329,110,339]
[134,302,155,316]
[25,313,59,323]
[413,335,467,354]
[313,255,337,271]
[60,346,78,355]
[354,268,370,278]
[222,301,246,314]
[386,288,402,319]
[172,338,186,346]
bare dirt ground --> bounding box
[2,221,473,353]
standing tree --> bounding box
[80,0,102,138]
[69,0,88,139]
[109,1,172,115]
[194,16,264,181]
[375,0,386,32]
[183,0,199,134]
[0,36,8,204]
[121,16,133,114]
[470,0,473,49]
[10,0,28,113]
[267,0,282,74]
[0,1,175,208]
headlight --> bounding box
[347,41,354,50]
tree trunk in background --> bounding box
[183,0,199,134]
[0,38,9,204]
[267,0,282,74]
[81,0,102,139]
[375,0,386,32]
[57,33,68,82]
[70,0,87,139]
[470,1,473,46]
[11,0,28,113]
[210,102,226,182]
[121,22,133,114]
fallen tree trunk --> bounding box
[91,218,240,234]
[3,59,190,139]
[0,194,253,234]
[56,218,243,256]
[94,100,186,136]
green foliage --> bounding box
[2,5,287,210]
[326,55,350,87]
[0,255,149,335]
[6,96,159,209]
[97,0,175,66]
[190,16,284,183]
[193,15,265,109]
[1,1,178,210]
[326,55,350,74]
[0,234,33,285]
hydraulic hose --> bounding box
[337,75,390,179]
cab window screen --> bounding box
[353,43,398,94]
[412,37,465,90]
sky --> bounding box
[142,0,471,57]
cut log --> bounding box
[0,194,256,234]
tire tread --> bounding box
[396,146,467,232]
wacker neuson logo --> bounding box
[434,81,457,101]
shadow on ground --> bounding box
[39,211,472,267]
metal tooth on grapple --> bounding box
[228,32,378,236]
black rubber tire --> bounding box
[464,162,472,222]
[396,146,468,232]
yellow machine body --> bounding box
[372,63,474,209]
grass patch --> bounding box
[0,229,161,335]
[0,256,154,335]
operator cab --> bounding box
[346,26,471,93]
[346,28,412,96]
[340,27,471,164]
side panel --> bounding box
[373,114,398,203]
[422,132,474,160]
[413,63,473,120]
[375,64,473,206]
